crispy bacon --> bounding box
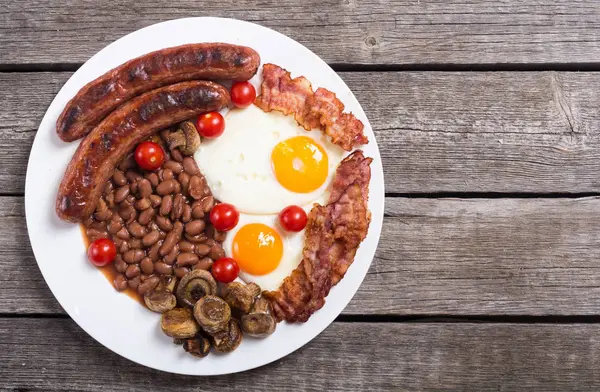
[263,151,372,322]
[255,64,368,151]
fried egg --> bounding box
[195,105,345,215]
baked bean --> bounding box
[145,172,159,187]
[185,220,206,236]
[156,179,177,195]
[116,227,130,240]
[193,257,213,271]
[173,221,184,233]
[143,230,160,247]
[154,262,173,275]
[178,172,190,194]
[107,218,123,235]
[164,160,184,174]
[88,221,106,231]
[148,241,162,261]
[114,274,128,291]
[127,276,141,290]
[160,195,173,216]
[156,216,173,232]
[105,193,116,209]
[135,197,152,211]
[185,233,208,244]
[129,239,143,249]
[118,155,136,171]
[201,196,214,213]
[125,264,141,279]
[181,204,192,223]
[86,228,108,241]
[164,245,179,265]
[83,216,94,227]
[119,241,129,254]
[104,181,114,196]
[123,249,142,264]
[170,148,184,163]
[191,206,204,219]
[183,157,199,175]
[130,181,139,194]
[150,194,162,208]
[213,230,227,243]
[120,205,137,223]
[138,179,152,198]
[195,244,211,257]
[138,208,155,226]
[126,194,136,205]
[94,198,110,221]
[204,239,216,248]
[140,257,154,275]
[137,276,160,295]
[114,186,130,203]
[179,241,195,253]
[127,222,146,238]
[162,168,174,181]
[140,274,150,282]
[160,230,179,256]
[175,267,190,278]
[188,175,204,200]
[114,254,127,273]
[171,193,184,220]
[126,170,142,183]
[112,170,127,186]
[176,253,199,267]
[209,243,225,260]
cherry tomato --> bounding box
[209,203,239,232]
[196,112,225,139]
[279,205,308,232]
[87,238,117,267]
[135,141,165,171]
[230,81,256,108]
[212,257,240,283]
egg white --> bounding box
[194,105,345,215]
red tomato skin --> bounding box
[279,205,308,232]
[196,112,225,139]
[209,203,240,232]
[230,81,256,108]
[212,258,240,283]
[87,238,117,267]
[134,141,165,171]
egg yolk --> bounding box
[232,223,283,275]
[271,136,328,193]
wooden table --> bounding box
[3,1,600,390]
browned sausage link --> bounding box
[56,43,259,142]
[55,81,230,223]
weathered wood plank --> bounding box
[1,319,600,391]
[5,196,600,315]
[3,71,600,193]
[3,1,600,66]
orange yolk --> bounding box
[271,136,328,193]
[232,223,283,276]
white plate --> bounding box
[25,17,384,375]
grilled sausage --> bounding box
[56,80,230,223]
[56,43,259,142]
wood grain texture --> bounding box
[1,319,600,391]
[4,70,600,193]
[5,196,600,315]
[4,1,600,66]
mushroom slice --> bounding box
[212,319,243,353]
[166,121,201,155]
[241,297,276,338]
[160,308,200,339]
[176,270,217,307]
[183,334,211,358]
[194,295,231,335]
[158,275,177,293]
[223,282,261,314]
[144,290,177,313]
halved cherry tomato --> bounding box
[279,205,308,232]
[230,81,256,108]
[209,203,239,232]
[212,257,240,283]
[87,238,117,267]
[196,112,225,139]
[135,141,164,171]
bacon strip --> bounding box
[263,151,372,322]
[255,64,368,151]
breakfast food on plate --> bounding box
[54,46,372,358]
[255,63,368,151]
[56,80,230,223]
[56,43,260,142]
